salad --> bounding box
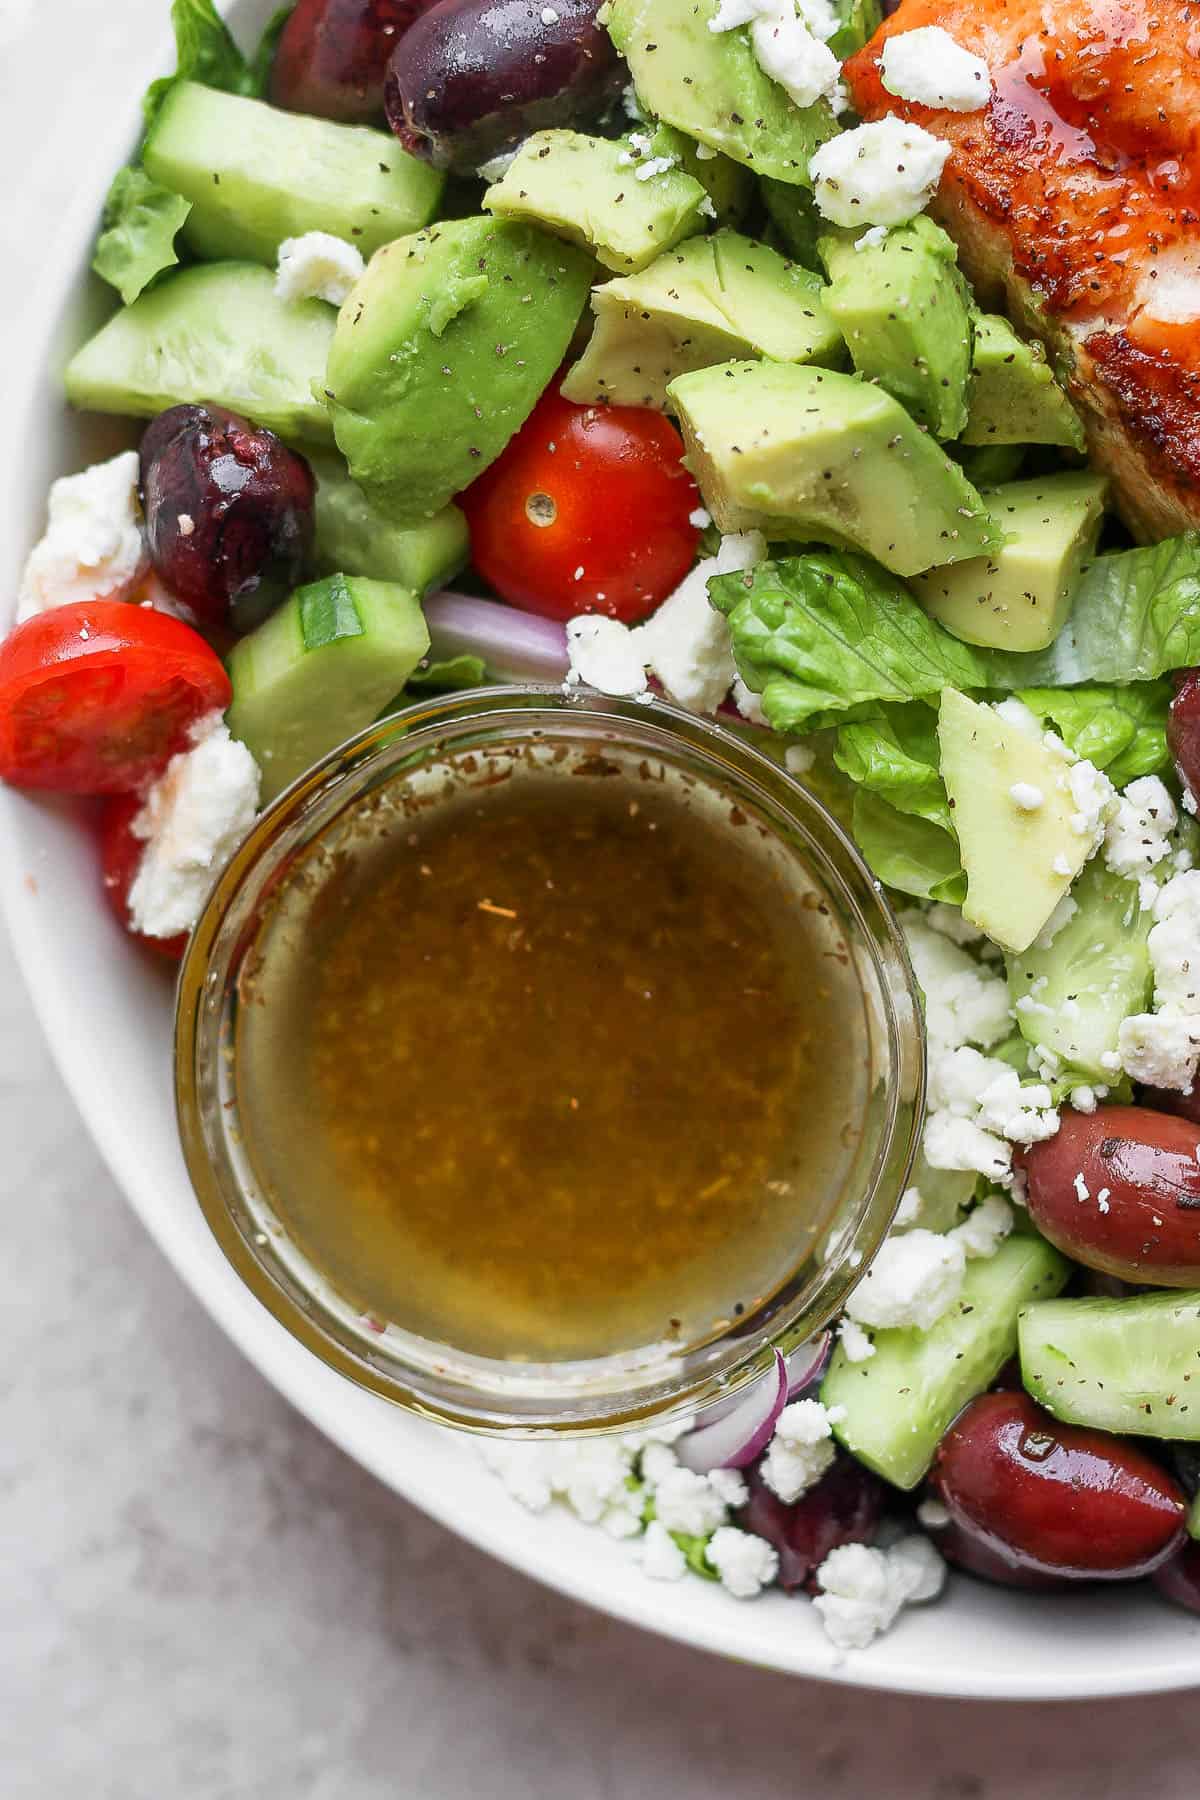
[6,0,1200,1655]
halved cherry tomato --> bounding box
[99,795,187,963]
[461,388,701,623]
[0,602,230,794]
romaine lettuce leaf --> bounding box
[1049,534,1200,685]
[143,0,283,130]
[91,168,192,304]
[828,0,882,62]
[709,552,993,733]
[833,702,951,830]
[1014,682,1171,789]
[851,790,966,904]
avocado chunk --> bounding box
[227,573,430,802]
[324,218,593,525]
[309,453,469,593]
[818,218,973,440]
[144,81,443,266]
[938,689,1106,953]
[961,314,1085,450]
[667,361,1000,576]
[483,129,705,274]
[64,261,335,446]
[1006,857,1153,1084]
[605,0,838,185]
[652,124,754,228]
[910,471,1108,652]
[561,231,842,410]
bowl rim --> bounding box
[3,0,1200,1701]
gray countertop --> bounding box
[4,3,1197,1790]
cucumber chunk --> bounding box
[822,1233,1070,1488]
[227,574,430,801]
[144,81,443,265]
[1019,1290,1200,1441]
[65,262,335,446]
[309,453,469,592]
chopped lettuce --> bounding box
[1014,682,1171,789]
[709,553,992,734]
[827,0,883,60]
[91,168,192,304]
[250,4,295,92]
[143,0,280,130]
[851,790,965,904]
[834,703,951,832]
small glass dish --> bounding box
[175,687,925,1434]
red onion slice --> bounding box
[424,590,569,684]
[786,1332,832,1398]
[676,1350,789,1473]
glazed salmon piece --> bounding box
[844,0,1200,540]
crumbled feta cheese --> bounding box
[949,1194,1014,1260]
[839,1317,876,1362]
[653,1467,730,1537]
[635,154,679,182]
[18,450,148,620]
[732,677,768,725]
[127,718,260,939]
[1009,782,1044,812]
[478,1439,557,1511]
[481,1433,639,1523]
[795,0,838,38]
[706,1526,780,1597]
[760,1398,840,1503]
[564,615,648,697]
[895,1186,923,1227]
[844,1228,966,1331]
[707,1467,749,1508]
[879,26,992,112]
[812,1536,946,1651]
[922,1111,1012,1183]
[1119,1009,1200,1092]
[900,915,1013,1056]
[855,224,889,252]
[1103,775,1177,902]
[1034,893,1078,950]
[785,744,815,776]
[1052,853,1073,877]
[275,231,365,307]
[478,145,522,181]
[639,561,736,713]
[1059,757,1117,847]
[916,1497,951,1531]
[640,1441,680,1486]
[689,505,712,529]
[642,1519,689,1580]
[809,118,951,228]
[974,1067,1059,1146]
[1070,1085,1098,1113]
[994,697,1042,737]
[924,903,984,946]
[710,0,842,110]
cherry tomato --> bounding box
[99,795,187,963]
[0,602,230,795]
[461,388,701,623]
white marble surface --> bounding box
[4,1,1199,1791]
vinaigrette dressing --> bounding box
[234,745,872,1363]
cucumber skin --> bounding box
[822,1233,1071,1490]
[145,81,443,265]
[1019,1290,1200,1442]
[309,453,469,593]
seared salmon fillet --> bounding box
[844,0,1200,540]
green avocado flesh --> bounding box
[605,0,838,184]
[962,313,1085,450]
[483,129,706,273]
[562,231,843,410]
[1020,1291,1200,1441]
[324,217,594,525]
[144,81,443,265]
[227,574,430,802]
[667,360,999,575]
[823,1234,1070,1489]
[309,453,468,593]
[64,261,335,445]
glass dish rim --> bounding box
[175,684,927,1435]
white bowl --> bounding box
[3,0,1198,1700]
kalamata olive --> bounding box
[1153,1539,1200,1613]
[1167,670,1200,810]
[925,1518,1068,1590]
[1141,1073,1200,1126]
[270,0,438,122]
[140,405,316,633]
[1014,1103,1200,1285]
[930,1391,1186,1582]
[385,0,625,175]
[738,1454,886,1593]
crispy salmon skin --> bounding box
[844,0,1200,540]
